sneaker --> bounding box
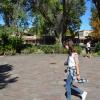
[75,78,88,83]
[81,91,87,100]
[78,79,88,83]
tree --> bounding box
[0,0,29,37]
[24,0,62,43]
[90,7,100,40]
[0,0,86,44]
[55,0,86,43]
[0,0,14,26]
[0,0,27,28]
[26,0,86,43]
[92,0,100,18]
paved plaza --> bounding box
[0,54,100,100]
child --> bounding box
[64,42,87,100]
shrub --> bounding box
[75,45,82,54]
[4,45,16,55]
[97,51,100,55]
[10,36,23,53]
[0,33,9,46]
[36,44,68,54]
[95,42,100,52]
[0,46,4,55]
[53,44,68,54]
[38,45,54,54]
[21,46,39,54]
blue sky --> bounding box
[80,0,92,30]
[0,15,4,25]
[0,0,92,31]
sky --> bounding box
[80,0,92,31]
[0,15,4,25]
[0,0,92,31]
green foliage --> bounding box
[21,45,43,54]
[65,0,86,31]
[95,42,100,52]
[0,0,27,28]
[3,45,16,55]
[0,0,87,55]
[51,43,68,54]
[92,0,100,18]
[38,45,54,54]
[90,7,100,40]
[0,44,16,56]
[10,36,23,53]
[75,45,82,54]
[97,51,100,55]
[0,46,4,55]
[0,26,16,35]
[21,44,68,54]
[0,32,9,46]
[0,26,4,34]
[38,45,67,54]
[21,47,36,54]
[0,0,86,39]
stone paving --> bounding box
[0,54,100,100]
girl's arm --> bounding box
[74,53,80,80]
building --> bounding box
[22,35,38,44]
[79,30,92,38]
[77,30,93,43]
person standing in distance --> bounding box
[86,41,91,58]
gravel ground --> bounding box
[0,54,100,100]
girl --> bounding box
[65,44,87,100]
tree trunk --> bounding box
[55,33,62,45]
[62,0,66,44]
[93,0,100,18]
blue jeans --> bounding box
[66,73,83,100]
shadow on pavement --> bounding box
[0,64,18,89]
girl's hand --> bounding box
[76,74,80,80]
